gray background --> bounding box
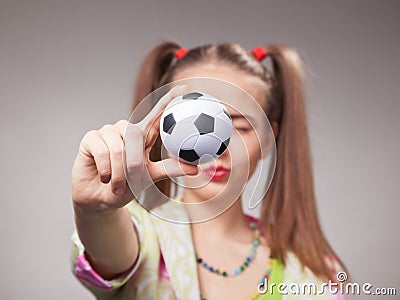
[0,0,399,299]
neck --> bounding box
[183,191,252,242]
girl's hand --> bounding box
[72,85,199,214]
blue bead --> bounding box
[246,257,252,263]
[253,241,259,247]
[265,269,271,275]
[203,263,208,268]
[234,268,241,275]
[209,267,214,272]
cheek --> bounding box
[229,132,262,173]
[246,136,262,172]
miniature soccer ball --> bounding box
[159,92,232,165]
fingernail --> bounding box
[114,187,125,195]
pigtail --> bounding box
[132,42,181,198]
[262,44,348,281]
[133,41,181,110]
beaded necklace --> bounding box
[250,255,274,300]
[198,255,274,300]
[195,221,274,299]
[195,222,260,277]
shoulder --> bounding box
[280,252,345,300]
[283,252,319,283]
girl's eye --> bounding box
[231,115,253,133]
[235,127,251,132]
[233,124,253,133]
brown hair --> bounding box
[132,41,348,282]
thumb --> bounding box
[148,158,199,182]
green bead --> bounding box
[222,272,227,277]
[216,269,220,275]
[244,262,249,267]
[240,266,244,271]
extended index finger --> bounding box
[137,85,188,132]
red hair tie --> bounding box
[252,46,267,61]
[175,48,189,59]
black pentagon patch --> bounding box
[182,92,203,100]
[223,109,231,120]
[163,113,176,134]
[194,113,214,135]
[179,149,200,163]
[216,138,230,155]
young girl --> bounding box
[71,42,347,299]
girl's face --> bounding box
[172,62,270,202]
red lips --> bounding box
[204,165,230,180]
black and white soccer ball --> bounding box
[159,92,232,165]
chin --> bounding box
[182,175,229,202]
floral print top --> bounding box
[71,200,345,300]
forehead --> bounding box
[172,63,268,108]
